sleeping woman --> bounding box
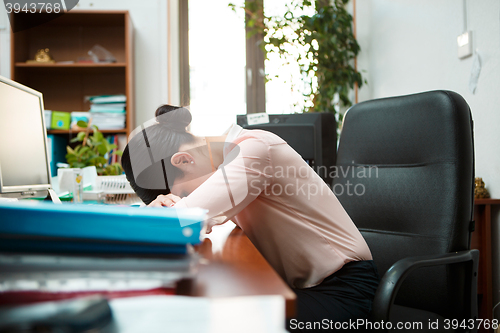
[121,104,379,331]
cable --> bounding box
[463,0,468,32]
[493,301,500,320]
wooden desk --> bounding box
[472,198,500,331]
[176,222,296,318]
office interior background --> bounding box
[0,0,499,317]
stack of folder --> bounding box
[0,201,206,305]
[88,95,126,130]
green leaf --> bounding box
[76,120,88,128]
[94,130,104,142]
[79,146,91,155]
[73,162,86,168]
[97,143,108,156]
[89,156,108,165]
[70,131,86,143]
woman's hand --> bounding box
[148,194,182,208]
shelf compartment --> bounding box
[15,70,126,112]
[15,62,127,68]
[12,12,126,64]
[48,129,127,135]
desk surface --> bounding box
[177,222,296,318]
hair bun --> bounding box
[155,105,192,131]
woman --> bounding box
[121,105,379,331]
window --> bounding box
[187,0,247,136]
[182,0,312,136]
[264,0,316,114]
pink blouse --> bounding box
[174,125,372,288]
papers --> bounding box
[90,112,126,130]
[0,254,198,293]
[110,295,287,333]
[87,94,127,129]
[90,103,126,112]
[88,95,127,104]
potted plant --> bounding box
[230,0,364,121]
[65,121,123,176]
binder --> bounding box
[0,202,206,255]
[46,134,68,177]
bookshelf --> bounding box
[10,10,134,137]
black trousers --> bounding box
[287,260,380,332]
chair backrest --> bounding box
[334,91,474,318]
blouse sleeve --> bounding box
[173,138,273,231]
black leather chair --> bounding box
[334,91,479,332]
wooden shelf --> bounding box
[12,11,128,27]
[11,10,134,135]
[48,129,127,135]
[474,198,500,205]
[15,62,127,68]
[11,10,134,172]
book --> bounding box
[0,254,191,305]
[46,135,68,177]
[91,103,126,109]
[44,110,52,129]
[88,95,127,104]
[0,201,206,251]
[106,135,119,165]
[90,103,126,113]
[112,135,118,164]
[71,112,90,128]
[50,111,71,130]
[90,113,126,130]
[90,108,126,113]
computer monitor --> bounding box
[236,113,337,184]
[0,75,54,200]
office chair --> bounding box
[334,91,479,332]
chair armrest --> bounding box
[371,249,479,325]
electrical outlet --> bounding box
[457,31,473,59]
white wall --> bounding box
[0,4,11,78]
[0,0,179,129]
[355,0,500,315]
[356,0,500,197]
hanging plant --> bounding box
[230,0,365,118]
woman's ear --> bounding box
[171,152,195,170]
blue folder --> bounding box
[0,201,206,255]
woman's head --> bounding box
[121,105,200,204]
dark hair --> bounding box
[121,105,195,204]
